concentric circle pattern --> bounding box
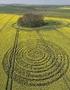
[2,39,69,86]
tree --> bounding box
[17,13,45,27]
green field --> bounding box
[0,5,70,90]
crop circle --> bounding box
[2,39,69,86]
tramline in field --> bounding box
[0,8,70,90]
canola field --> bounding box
[0,13,70,90]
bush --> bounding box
[17,13,46,27]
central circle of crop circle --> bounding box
[2,39,69,86]
[25,48,45,61]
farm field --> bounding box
[0,5,70,90]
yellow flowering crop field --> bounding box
[0,12,70,90]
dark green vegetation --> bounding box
[0,5,70,18]
[17,13,46,27]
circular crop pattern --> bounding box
[11,17,70,31]
[12,19,66,31]
[2,39,69,86]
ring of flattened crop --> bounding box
[2,39,69,86]
[12,18,68,31]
